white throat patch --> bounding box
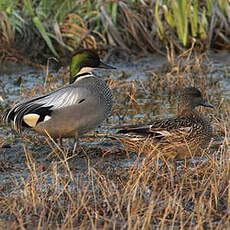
[79,67,95,74]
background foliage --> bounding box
[0,0,230,62]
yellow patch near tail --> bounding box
[23,114,40,127]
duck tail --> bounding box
[3,103,40,134]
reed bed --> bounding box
[0,0,230,63]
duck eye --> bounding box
[192,90,201,97]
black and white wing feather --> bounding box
[3,85,89,134]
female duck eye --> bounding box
[193,92,201,97]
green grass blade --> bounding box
[218,0,227,16]
[155,0,164,40]
[48,33,73,51]
[172,1,183,44]
[206,0,213,17]
[190,0,198,37]
[163,5,174,28]
[111,2,118,24]
[172,0,189,46]
[33,17,59,57]
[199,7,207,40]
[23,0,34,16]
[54,0,73,23]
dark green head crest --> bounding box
[69,49,116,84]
[70,49,100,82]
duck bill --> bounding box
[99,61,116,69]
[201,101,214,108]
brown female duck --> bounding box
[115,87,214,160]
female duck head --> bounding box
[70,49,116,84]
[178,87,213,114]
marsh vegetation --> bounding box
[0,52,230,229]
[1,0,230,63]
[0,0,230,229]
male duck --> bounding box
[115,87,214,160]
[3,49,116,139]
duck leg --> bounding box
[73,133,79,154]
[57,137,63,147]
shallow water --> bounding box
[0,53,229,193]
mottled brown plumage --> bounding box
[114,87,214,160]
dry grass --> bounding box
[0,142,229,229]
[0,53,230,229]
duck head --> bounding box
[178,87,214,114]
[70,49,116,84]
